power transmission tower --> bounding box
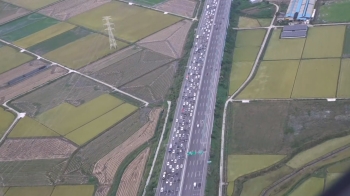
[102,16,117,50]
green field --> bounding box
[227,155,285,182]
[3,0,59,10]
[0,13,46,35]
[229,62,254,95]
[28,27,92,55]
[0,17,58,42]
[36,94,124,135]
[0,107,15,138]
[43,33,128,69]
[302,26,346,58]
[263,29,305,60]
[235,29,266,47]
[51,185,94,196]
[9,117,59,138]
[289,177,324,196]
[343,27,350,57]
[327,159,350,173]
[237,60,299,99]
[132,0,167,6]
[257,18,272,27]
[287,135,350,168]
[5,186,53,196]
[317,0,350,23]
[0,46,33,74]
[232,47,260,62]
[241,166,294,196]
[69,1,182,42]
[14,23,76,48]
[65,103,137,145]
[291,58,340,98]
[238,17,260,28]
[325,173,342,189]
[337,59,350,98]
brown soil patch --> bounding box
[138,20,192,58]
[0,2,30,25]
[39,0,110,21]
[155,0,197,18]
[0,65,68,105]
[116,147,150,196]
[93,108,162,195]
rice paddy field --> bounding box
[8,116,59,138]
[336,59,350,98]
[0,1,30,25]
[343,26,350,57]
[68,1,182,42]
[4,186,53,196]
[263,29,305,60]
[289,177,324,196]
[2,185,94,196]
[237,60,299,99]
[50,185,94,196]
[235,29,266,47]
[291,58,340,98]
[0,46,33,74]
[302,26,345,59]
[316,0,350,23]
[2,0,59,10]
[0,107,15,137]
[237,16,272,28]
[229,62,254,95]
[232,47,260,62]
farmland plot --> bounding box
[4,186,53,196]
[64,108,150,175]
[68,1,182,42]
[9,117,59,138]
[235,29,266,47]
[3,0,59,10]
[0,46,33,74]
[116,148,150,196]
[227,100,350,155]
[0,65,68,104]
[121,61,177,103]
[10,73,113,116]
[0,1,30,25]
[44,33,128,69]
[0,107,15,138]
[0,13,46,35]
[316,0,350,23]
[93,108,162,195]
[39,0,111,21]
[155,0,197,18]
[337,59,350,98]
[0,158,66,186]
[138,20,192,58]
[343,26,350,57]
[0,187,9,196]
[289,177,324,196]
[229,62,254,95]
[88,49,173,87]
[51,185,94,196]
[0,138,77,161]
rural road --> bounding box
[218,3,279,196]
[0,101,25,145]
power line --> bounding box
[102,16,117,50]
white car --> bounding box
[176,165,179,169]
[180,164,183,168]
[197,124,199,128]
[169,165,172,169]
[170,182,173,186]
[174,159,177,163]
[167,162,169,166]
[172,168,175,173]
[161,187,164,192]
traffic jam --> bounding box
[160,0,218,194]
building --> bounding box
[285,0,316,21]
[281,24,308,38]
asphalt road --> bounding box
[156,0,231,195]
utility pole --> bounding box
[102,16,117,50]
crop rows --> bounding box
[0,138,77,161]
[65,108,151,174]
[155,0,197,17]
[116,148,150,196]
[10,73,112,116]
[39,0,110,21]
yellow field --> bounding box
[237,60,299,99]
[257,18,272,27]
[44,33,128,69]
[238,17,260,28]
[3,0,59,10]
[36,94,124,135]
[4,186,53,196]
[289,177,324,196]
[65,103,137,145]
[229,62,254,95]
[263,29,305,60]
[302,26,346,58]
[287,135,350,168]
[51,185,94,196]
[0,46,33,74]
[235,29,266,47]
[9,117,59,138]
[69,1,182,42]
[337,58,350,98]
[14,23,76,48]
[232,47,260,62]
[325,173,342,190]
[0,107,15,137]
[291,59,340,98]
[227,154,285,182]
[227,181,234,196]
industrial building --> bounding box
[285,0,316,21]
[281,24,308,38]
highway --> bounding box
[156,0,232,194]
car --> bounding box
[180,164,183,168]
[176,165,179,169]
[198,183,202,187]
[167,162,169,166]
[190,113,193,117]
[197,124,200,128]
[194,182,197,188]
[161,187,164,192]
[166,180,169,184]
[172,168,175,173]
[169,165,172,169]
[174,159,177,163]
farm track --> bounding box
[93,108,161,196]
[116,147,150,196]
